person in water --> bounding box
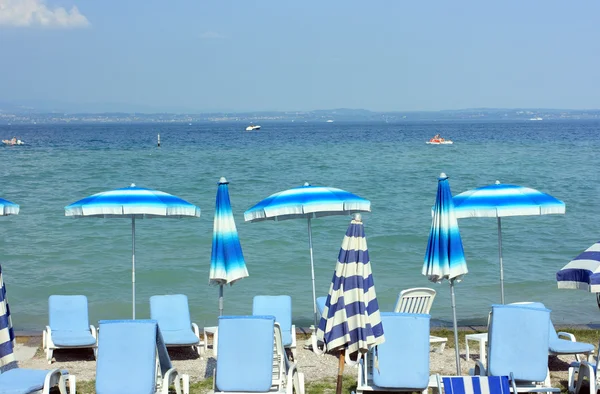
[433,134,441,140]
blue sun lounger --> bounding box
[436,375,518,394]
[95,320,188,394]
[0,367,70,394]
[150,294,202,356]
[252,295,297,360]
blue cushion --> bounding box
[150,294,192,332]
[48,295,90,331]
[252,295,293,346]
[316,297,327,317]
[0,368,51,394]
[216,316,275,392]
[95,320,157,394]
[160,329,199,346]
[442,376,511,394]
[488,304,550,383]
[52,330,96,347]
[372,312,430,390]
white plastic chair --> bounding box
[394,288,447,352]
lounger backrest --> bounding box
[488,304,550,382]
[372,312,430,390]
[216,315,275,392]
[252,295,293,346]
[510,301,559,343]
[150,294,192,331]
[96,320,157,394]
[394,288,436,314]
[49,295,90,331]
[441,376,512,394]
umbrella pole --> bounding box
[219,284,224,316]
[336,348,345,394]
[497,217,504,304]
[307,217,318,330]
[132,216,136,319]
[450,279,461,375]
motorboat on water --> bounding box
[2,138,24,146]
[426,137,453,145]
[245,124,261,131]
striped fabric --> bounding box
[244,183,370,222]
[316,215,384,356]
[0,198,19,216]
[557,241,600,292]
[65,184,200,218]
[423,174,468,282]
[210,178,248,285]
[0,264,17,372]
[453,181,565,218]
[441,376,511,394]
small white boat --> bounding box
[426,139,453,145]
[529,117,543,121]
[326,120,334,123]
[245,124,261,131]
[2,139,24,146]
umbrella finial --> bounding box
[304,182,310,187]
[439,173,448,180]
[130,183,136,187]
[219,177,229,184]
[353,213,362,222]
[495,180,500,185]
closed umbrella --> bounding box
[556,241,600,307]
[65,184,200,318]
[453,180,565,304]
[0,197,19,372]
[210,177,248,316]
[245,183,370,329]
[423,173,467,376]
[316,213,384,394]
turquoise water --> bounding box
[0,120,598,330]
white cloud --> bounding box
[199,31,225,39]
[0,0,90,28]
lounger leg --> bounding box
[47,348,53,364]
[568,365,578,393]
[68,375,76,394]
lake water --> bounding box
[0,120,598,330]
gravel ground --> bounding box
[17,335,576,389]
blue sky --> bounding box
[1,1,599,112]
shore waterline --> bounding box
[0,120,598,330]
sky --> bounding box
[0,0,599,113]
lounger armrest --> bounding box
[191,323,200,340]
[558,332,576,342]
[291,324,297,347]
[474,360,487,376]
[90,325,98,341]
[161,367,184,394]
[43,368,66,394]
[43,326,51,349]
[285,362,304,394]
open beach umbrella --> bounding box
[556,241,600,307]
[316,213,384,394]
[0,198,19,372]
[423,173,467,376]
[65,184,200,319]
[210,177,248,316]
[244,183,371,329]
[453,180,565,304]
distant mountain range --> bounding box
[1,101,599,124]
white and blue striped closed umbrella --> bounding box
[423,173,467,375]
[65,184,200,318]
[245,183,371,329]
[210,177,248,316]
[453,180,565,304]
[557,241,600,293]
[316,213,384,394]
[0,198,18,372]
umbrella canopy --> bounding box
[210,177,248,316]
[245,183,370,329]
[423,173,467,375]
[0,198,18,372]
[557,241,600,293]
[65,184,200,318]
[453,180,565,304]
[316,213,384,394]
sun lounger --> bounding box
[572,340,600,394]
[211,315,304,394]
[436,374,518,394]
[43,295,97,364]
[252,295,297,360]
[95,319,188,394]
[356,312,430,394]
[0,367,71,394]
[150,294,202,356]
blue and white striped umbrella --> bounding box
[210,177,248,316]
[245,183,371,329]
[557,241,600,293]
[0,198,18,372]
[453,180,565,304]
[316,214,384,392]
[423,173,467,376]
[65,184,200,318]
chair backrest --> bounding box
[488,304,550,382]
[216,315,275,392]
[150,294,192,332]
[48,295,90,332]
[96,320,158,394]
[371,312,430,390]
[252,295,293,346]
[440,376,514,394]
[510,301,559,343]
[394,288,436,314]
